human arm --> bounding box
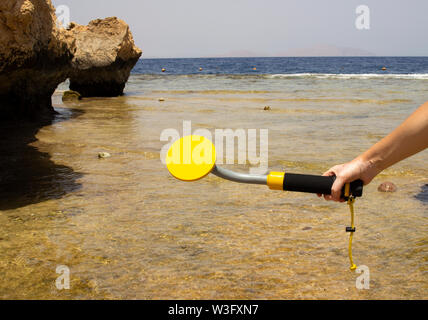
[321,101,428,202]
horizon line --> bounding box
[140,55,428,59]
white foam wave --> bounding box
[268,73,428,80]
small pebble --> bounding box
[98,152,111,159]
[263,106,271,111]
[158,98,165,102]
[378,181,397,192]
[302,226,312,231]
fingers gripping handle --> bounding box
[284,173,363,198]
[267,172,363,198]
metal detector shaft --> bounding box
[211,165,268,185]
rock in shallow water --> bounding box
[0,0,72,119]
[377,182,397,192]
[62,90,82,101]
[0,1,141,120]
[98,152,111,159]
[67,17,142,97]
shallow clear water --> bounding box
[0,66,427,299]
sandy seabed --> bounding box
[0,75,427,299]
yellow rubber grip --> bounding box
[267,172,285,190]
[344,183,350,197]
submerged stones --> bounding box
[62,90,82,101]
[415,184,428,203]
[377,181,397,192]
[98,152,111,159]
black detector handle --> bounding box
[283,173,363,198]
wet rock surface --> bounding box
[377,181,398,193]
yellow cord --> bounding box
[344,183,357,271]
[347,197,357,271]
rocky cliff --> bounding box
[0,0,72,119]
[0,0,142,120]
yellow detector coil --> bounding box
[166,135,216,181]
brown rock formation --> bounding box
[67,17,142,97]
[0,0,141,120]
[0,0,73,119]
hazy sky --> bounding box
[51,0,428,58]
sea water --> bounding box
[0,57,427,299]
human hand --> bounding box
[318,157,380,202]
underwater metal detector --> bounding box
[166,135,363,199]
[166,135,363,270]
